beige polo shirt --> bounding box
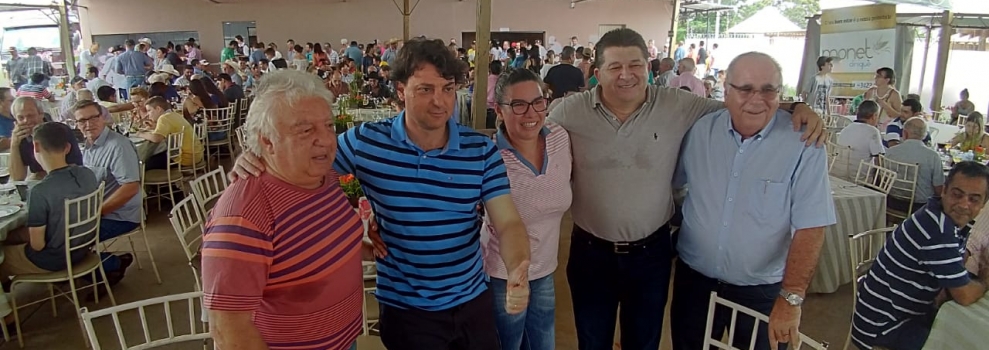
[549,85,723,242]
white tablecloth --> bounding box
[923,296,989,349]
[346,108,395,122]
[929,122,960,145]
[808,176,887,293]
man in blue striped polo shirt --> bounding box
[233,38,531,350]
[852,161,989,350]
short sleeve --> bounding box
[201,216,273,312]
[109,140,141,184]
[333,126,360,176]
[790,145,837,229]
[152,116,173,137]
[931,153,946,187]
[918,230,972,289]
[870,129,886,156]
[481,141,511,202]
[41,89,52,99]
[26,188,49,228]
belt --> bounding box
[573,224,670,254]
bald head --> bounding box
[725,52,782,87]
[903,117,928,140]
[660,57,675,72]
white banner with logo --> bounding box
[821,28,896,74]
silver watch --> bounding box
[779,290,804,306]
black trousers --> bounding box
[379,289,500,350]
[670,259,787,350]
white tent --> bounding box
[727,7,803,34]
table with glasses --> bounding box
[345,108,395,122]
[922,295,989,349]
[808,176,887,294]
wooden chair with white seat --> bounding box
[703,292,830,350]
[853,160,896,196]
[186,123,209,178]
[202,106,236,167]
[842,227,896,350]
[168,196,205,291]
[144,131,184,210]
[80,291,211,349]
[10,182,116,347]
[189,166,228,218]
[101,161,161,284]
[877,155,919,224]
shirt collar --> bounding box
[89,127,111,148]
[495,125,551,151]
[727,109,781,140]
[926,197,976,232]
[391,111,461,152]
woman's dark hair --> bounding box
[149,82,168,98]
[389,37,468,85]
[594,28,648,69]
[507,48,517,60]
[816,56,833,70]
[188,79,217,109]
[294,45,304,53]
[961,88,970,99]
[313,43,325,55]
[946,161,989,199]
[494,67,541,104]
[166,41,174,50]
[157,47,168,56]
[876,67,896,84]
[489,61,503,76]
[650,59,661,75]
[200,78,229,107]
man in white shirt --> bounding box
[835,100,885,181]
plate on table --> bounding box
[0,167,8,177]
[0,205,19,218]
[129,137,146,144]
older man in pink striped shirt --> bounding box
[669,58,707,97]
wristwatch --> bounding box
[779,290,804,306]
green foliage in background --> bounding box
[677,0,821,42]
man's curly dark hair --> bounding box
[389,38,468,85]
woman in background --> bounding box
[951,88,976,125]
[950,112,989,152]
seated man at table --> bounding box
[885,98,929,147]
[852,161,989,350]
[135,96,203,170]
[95,86,134,123]
[885,117,944,214]
[72,101,137,283]
[0,88,15,151]
[0,122,99,279]
[671,52,837,350]
[834,100,885,181]
[8,97,83,182]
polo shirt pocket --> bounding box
[754,180,788,222]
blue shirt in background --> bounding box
[0,115,15,137]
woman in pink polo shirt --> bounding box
[483,67,573,350]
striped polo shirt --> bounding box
[335,113,512,311]
[202,172,364,350]
[851,198,972,349]
[15,84,52,100]
[483,123,572,281]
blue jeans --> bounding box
[567,225,674,350]
[125,75,144,89]
[490,274,556,350]
[670,260,787,350]
[99,219,139,272]
[207,131,228,142]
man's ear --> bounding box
[395,82,406,102]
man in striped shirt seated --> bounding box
[15,73,55,103]
[233,38,532,350]
[852,161,989,350]
[203,70,372,350]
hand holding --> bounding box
[768,298,802,350]
[366,214,387,258]
[504,260,530,315]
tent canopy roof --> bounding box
[728,7,804,34]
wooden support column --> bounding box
[57,0,76,77]
[930,11,953,110]
[471,0,492,130]
[667,0,681,58]
[403,0,411,41]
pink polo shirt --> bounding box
[670,73,707,98]
[483,123,573,280]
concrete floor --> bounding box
[1,208,854,350]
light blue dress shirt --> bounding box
[114,50,152,76]
[674,109,837,286]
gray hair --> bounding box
[856,100,879,121]
[903,117,927,140]
[11,96,42,116]
[76,89,94,102]
[678,58,696,73]
[244,70,335,156]
[724,52,782,87]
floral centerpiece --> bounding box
[339,174,363,208]
[975,146,986,163]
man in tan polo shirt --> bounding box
[550,28,824,350]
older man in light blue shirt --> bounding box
[670,52,836,350]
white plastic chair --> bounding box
[843,227,895,350]
[168,196,206,291]
[10,182,115,347]
[362,261,379,335]
[80,291,211,349]
[704,292,829,350]
[189,166,228,218]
